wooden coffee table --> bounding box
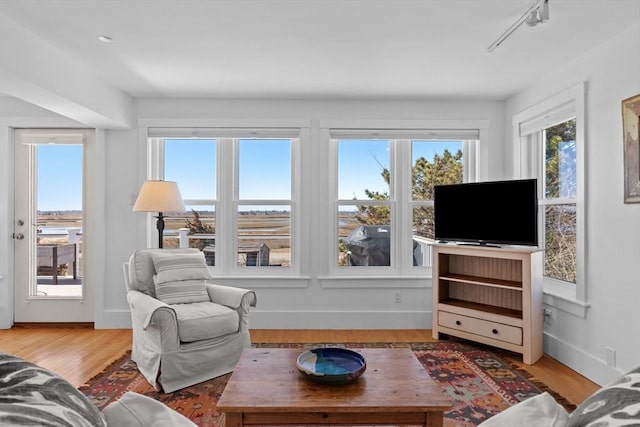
[217,347,451,427]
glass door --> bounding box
[13,129,92,323]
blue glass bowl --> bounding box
[296,348,366,385]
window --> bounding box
[542,119,577,284]
[149,128,298,272]
[337,139,392,267]
[164,138,216,260]
[237,139,292,267]
[410,139,464,266]
[514,83,585,303]
[330,127,479,274]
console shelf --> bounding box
[439,299,523,321]
[432,244,543,364]
[439,273,522,290]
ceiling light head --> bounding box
[97,35,113,43]
[487,0,550,52]
[526,10,541,26]
[526,1,550,26]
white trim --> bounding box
[326,121,481,279]
[211,276,311,288]
[543,290,589,318]
[139,118,311,129]
[544,331,620,386]
[512,82,587,305]
[144,122,307,276]
[329,129,480,140]
[319,119,489,131]
[519,102,576,137]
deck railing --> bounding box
[165,228,433,268]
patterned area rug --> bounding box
[79,341,575,427]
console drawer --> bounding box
[438,311,522,345]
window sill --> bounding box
[211,276,311,288]
[543,279,589,318]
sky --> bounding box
[37,139,462,211]
[338,139,462,200]
[37,145,83,211]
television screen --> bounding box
[434,178,538,247]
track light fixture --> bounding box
[488,0,549,52]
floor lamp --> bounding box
[133,180,186,248]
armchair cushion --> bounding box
[172,302,240,342]
[154,279,209,305]
[152,251,212,283]
[128,248,201,297]
[151,252,211,304]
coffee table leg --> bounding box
[224,412,243,427]
[425,411,444,427]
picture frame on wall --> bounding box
[622,93,640,203]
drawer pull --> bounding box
[492,328,499,335]
[455,320,461,326]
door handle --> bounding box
[12,233,24,240]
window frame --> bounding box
[321,120,485,279]
[512,83,588,313]
[147,125,303,277]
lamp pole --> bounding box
[155,212,165,248]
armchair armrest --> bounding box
[206,284,256,333]
[205,284,256,309]
[127,290,176,330]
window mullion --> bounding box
[395,139,411,272]
[216,137,234,274]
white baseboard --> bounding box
[544,331,622,386]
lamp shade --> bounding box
[133,180,186,213]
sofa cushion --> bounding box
[128,248,201,297]
[478,392,569,427]
[103,391,197,427]
[173,302,239,342]
[567,366,640,427]
[0,352,106,427]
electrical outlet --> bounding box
[606,347,616,367]
[543,307,554,325]
[394,292,402,303]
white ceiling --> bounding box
[0,0,639,101]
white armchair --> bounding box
[123,248,256,393]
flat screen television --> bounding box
[433,178,538,247]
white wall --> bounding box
[100,98,505,329]
[505,23,640,385]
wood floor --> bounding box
[0,327,600,406]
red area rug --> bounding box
[79,341,574,426]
